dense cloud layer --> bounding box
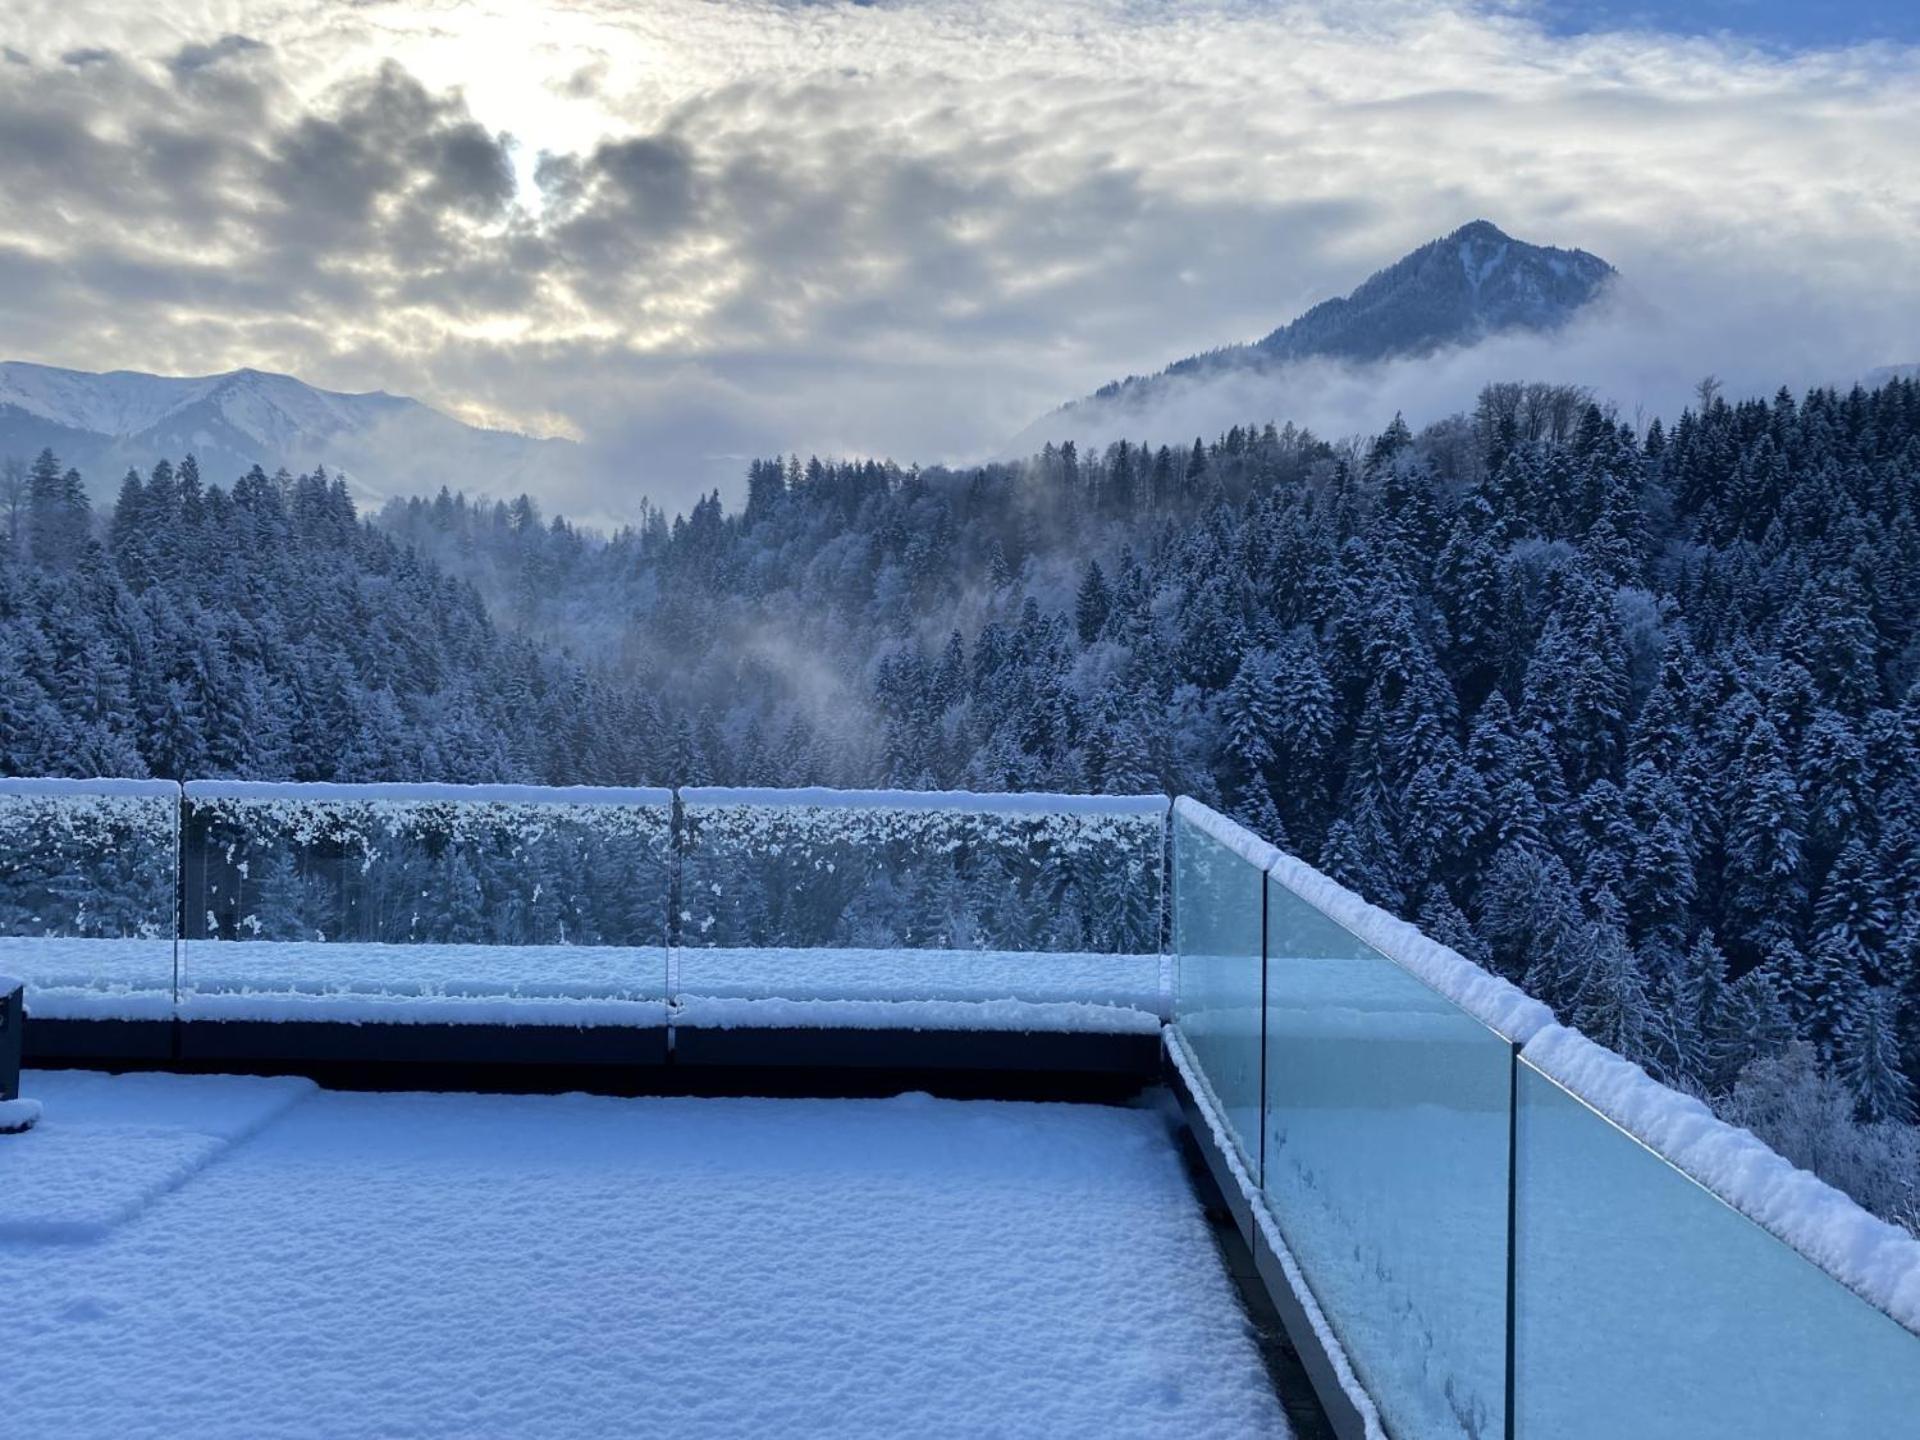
[1,1,1916,519]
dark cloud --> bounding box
[3,47,28,66]
[168,33,266,76]
[59,47,113,67]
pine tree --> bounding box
[1835,987,1917,1124]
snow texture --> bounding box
[683,785,1168,815]
[1266,851,1554,1044]
[11,936,1164,1029]
[20,986,177,1022]
[182,939,663,997]
[672,995,1162,1033]
[184,779,670,806]
[677,946,1164,1011]
[1521,1025,1920,1336]
[2,1073,1289,1440]
[0,1071,314,1240]
[3,939,175,1019]
[1174,796,1283,873]
[0,777,181,799]
[0,1097,43,1132]
[1166,1027,1387,1440]
[179,991,670,1028]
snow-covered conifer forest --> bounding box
[4,376,1919,1226]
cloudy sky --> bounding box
[2,1,1917,517]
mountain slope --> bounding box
[0,362,577,500]
[1030,220,1615,442]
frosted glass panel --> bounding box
[1170,807,1265,1175]
[674,789,1166,1027]
[1263,876,1513,1440]
[0,779,179,1019]
[180,783,670,1022]
[1514,1061,1920,1437]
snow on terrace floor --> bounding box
[1,1072,1289,1440]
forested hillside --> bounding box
[7,374,1920,1225]
[0,452,649,785]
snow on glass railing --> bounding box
[0,779,180,1019]
[674,788,1167,1031]
[1514,1027,1920,1436]
[179,781,672,1024]
[1170,797,1920,1439]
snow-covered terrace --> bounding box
[3,779,1918,1438]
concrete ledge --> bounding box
[26,1017,175,1063]
[16,1017,1156,1101]
[674,1024,1159,1076]
[178,1019,673,1069]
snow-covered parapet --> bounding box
[1172,796,1282,872]
[1172,796,1553,1043]
[1265,850,1554,1044]
[1521,1025,1920,1335]
[185,780,671,806]
[0,777,181,799]
[682,786,1166,815]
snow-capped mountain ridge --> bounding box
[1224,219,1611,372]
[1025,221,1616,447]
[0,360,575,501]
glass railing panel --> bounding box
[180,782,671,1023]
[674,788,1166,1030]
[1263,874,1514,1439]
[1169,800,1267,1175]
[1513,1058,1920,1436]
[0,779,179,1019]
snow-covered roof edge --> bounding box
[0,777,180,799]
[1265,850,1554,1044]
[1172,796,1283,871]
[1522,1024,1920,1337]
[681,786,1169,816]
[184,780,672,807]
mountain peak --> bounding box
[1252,222,1614,367]
[1448,218,1512,243]
[1042,222,1615,438]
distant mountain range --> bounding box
[0,362,577,499]
[1025,220,1617,444]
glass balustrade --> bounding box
[1263,874,1515,1440]
[674,788,1166,1030]
[179,781,672,1023]
[0,778,180,1019]
[1169,800,1268,1174]
[1513,1057,1920,1438]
